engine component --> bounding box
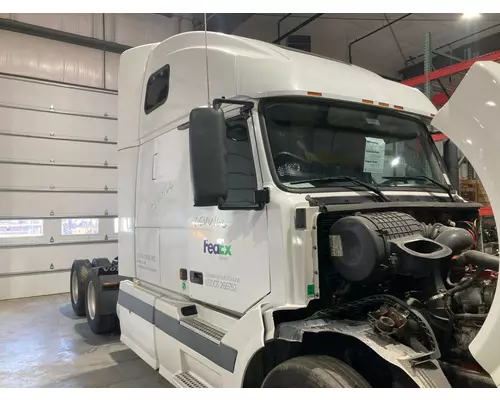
[454,281,496,314]
[455,249,499,271]
[435,228,474,254]
[325,294,441,364]
[369,306,407,336]
[329,211,452,283]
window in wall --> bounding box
[222,116,258,207]
[144,64,170,114]
[0,219,43,238]
[61,219,99,235]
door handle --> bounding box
[190,271,203,285]
[152,152,158,180]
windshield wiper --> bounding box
[289,176,390,202]
[382,175,455,202]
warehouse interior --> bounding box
[0,12,498,388]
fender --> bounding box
[222,303,267,387]
[275,318,451,388]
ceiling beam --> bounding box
[0,18,130,54]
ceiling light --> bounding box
[461,13,481,20]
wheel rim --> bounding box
[71,271,78,303]
[87,281,96,320]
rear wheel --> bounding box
[262,355,371,388]
[70,259,91,316]
[85,272,118,334]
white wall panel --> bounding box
[0,13,190,299]
[109,14,181,47]
[4,13,191,47]
[0,14,192,89]
[0,135,117,166]
[0,165,116,191]
[0,75,116,116]
[0,192,117,219]
[0,242,117,300]
[0,248,98,275]
[105,52,120,90]
[0,107,117,142]
[0,72,118,299]
[9,13,98,38]
[0,31,107,87]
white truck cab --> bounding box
[81,31,500,388]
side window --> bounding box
[224,116,258,206]
[144,64,170,114]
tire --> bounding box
[92,257,111,268]
[85,271,118,334]
[262,355,371,388]
[70,259,91,316]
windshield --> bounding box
[261,98,448,190]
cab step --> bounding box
[173,371,210,388]
[180,317,227,343]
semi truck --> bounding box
[69,31,500,388]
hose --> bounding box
[438,250,499,312]
[421,223,474,254]
[444,264,484,299]
[452,313,487,321]
[456,250,499,271]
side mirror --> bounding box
[189,107,228,206]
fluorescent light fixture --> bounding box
[391,157,400,167]
[461,13,481,20]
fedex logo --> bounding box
[204,239,232,256]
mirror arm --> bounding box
[212,98,254,114]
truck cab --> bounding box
[91,31,500,388]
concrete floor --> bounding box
[0,293,172,388]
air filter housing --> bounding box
[329,211,452,283]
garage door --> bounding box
[0,73,118,300]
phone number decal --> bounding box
[205,278,237,292]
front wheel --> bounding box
[262,356,371,388]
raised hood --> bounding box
[432,61,500,387]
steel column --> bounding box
[424,32,432,99]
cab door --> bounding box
[186,107,271,315]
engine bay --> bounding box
[315,205,498,386]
